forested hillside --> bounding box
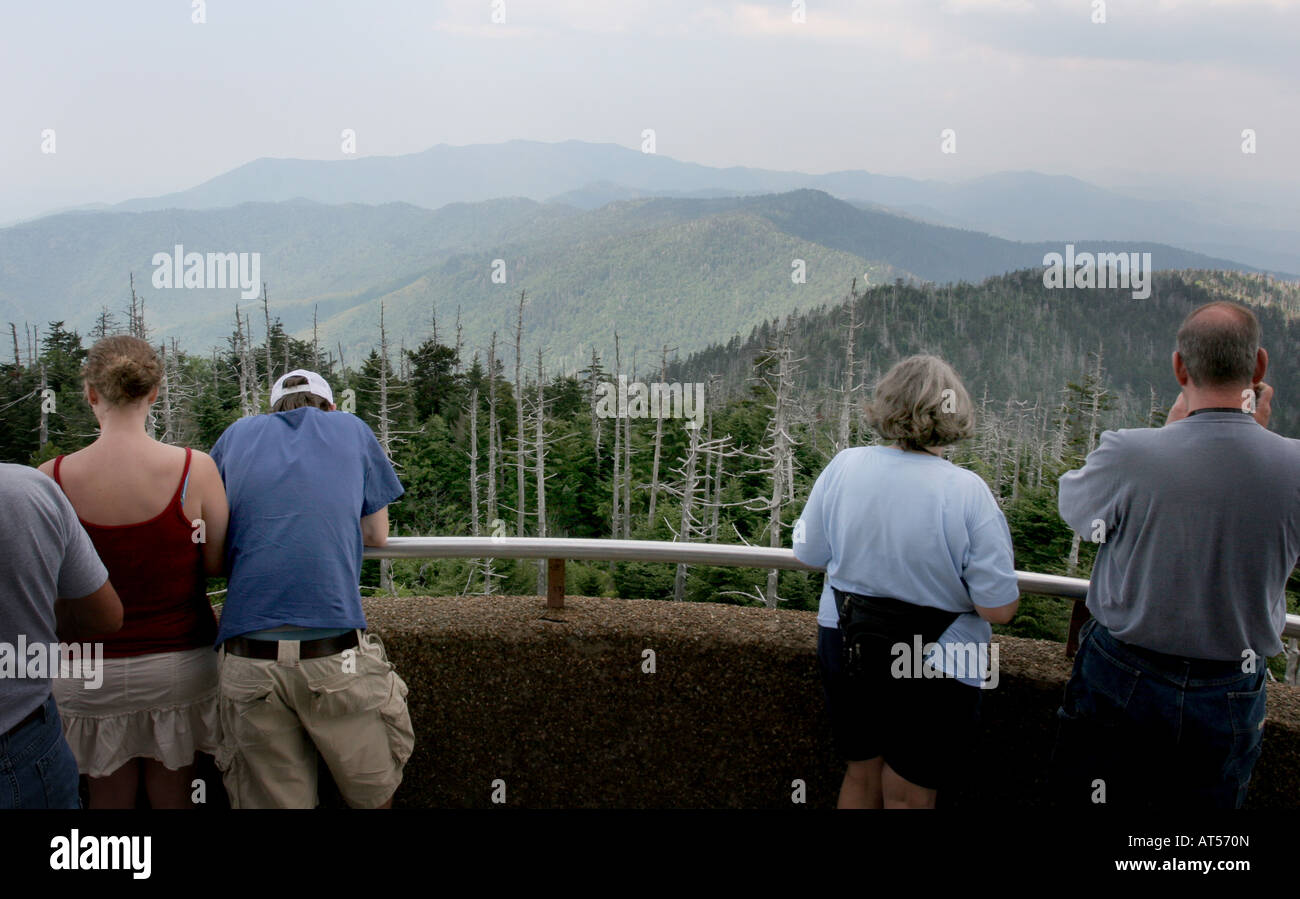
[670,269,1300,437]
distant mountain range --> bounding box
[0,188,1271,373]
[43,140,1293,276]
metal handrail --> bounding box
[364,536,1300,640]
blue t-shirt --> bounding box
[793,445,1019,685]
[209,407,404,644]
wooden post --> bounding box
[547,558,565,609]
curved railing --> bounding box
[363,536,1300,641]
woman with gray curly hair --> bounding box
[794,354,1019,808]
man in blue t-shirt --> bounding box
[209,369,413,809]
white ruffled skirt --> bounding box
[52,646,221,778]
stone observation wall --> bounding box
[357,595,1300,809]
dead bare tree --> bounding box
[485,332,500,537]
[586,347,604,466]
[157,341,174,443]
[468,389,480,540]
[262,283,274,394]
[1067,350,1108,576]
[466,384,488,594]
[835,280,864,454]
[700,378,734,543]
[513,290,528,539]
[466,339,504,596]
[454,306,464,374]
[658,422,743,602]
[534,353,548,592]
[231,305,255,418]
[741,324,805,609]
[622,359,634,540]
[312,305,321,371]
[530,349,563,594]
[38,362,48,447]
[126,273,148,341]
[611,332,622,540]
[91,306,119,341]
[1007,398,1029,502]
[646,345,671,526]
[367,303,415,595]
[671,425,700,602]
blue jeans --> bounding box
[0,693,81,809]
[1051,619,1266,808]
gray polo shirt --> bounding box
[1059,411,1300,661]
[0,464,108,733]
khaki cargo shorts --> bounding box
[215,631,415,809]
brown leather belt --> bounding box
[2,704,44,740]
[224,630,359,660]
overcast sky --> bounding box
[2,0,1297,223]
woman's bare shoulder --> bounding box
[187,449,226,491]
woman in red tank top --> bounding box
[38,336,229,809]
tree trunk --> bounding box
[648,345,667,526]
[534,349,548,595]
[514,291,527,538]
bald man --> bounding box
[1052,300,1299,808]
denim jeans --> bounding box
[0,693,81,809]
[1051,619,1266,808]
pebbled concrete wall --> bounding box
[355,595,1299,809]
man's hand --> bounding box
[1250,382,1273,429]
[1166,391,1190,425]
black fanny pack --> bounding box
[834,588,962,678]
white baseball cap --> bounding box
[270,369,334,407]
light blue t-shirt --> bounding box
[793,445,1019,685]
[209,407,404,645]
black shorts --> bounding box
[817,625,981,790]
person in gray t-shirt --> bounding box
[0,463,121,808]
[1052,300,1298,808]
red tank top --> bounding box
[53,448,216,658]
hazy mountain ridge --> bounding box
[0,188,1276,375]
[57,139,1298,275]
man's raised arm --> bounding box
[1058,431,1124,540]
